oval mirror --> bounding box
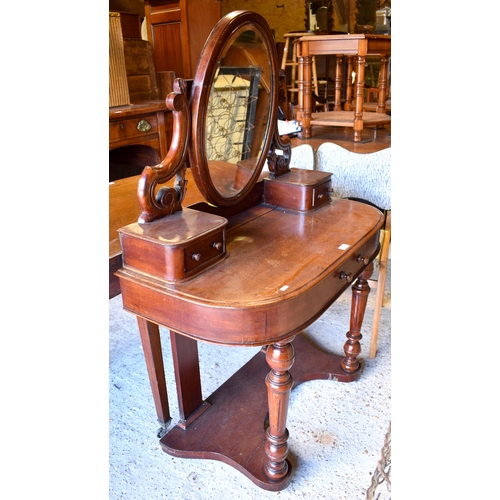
[189,10,279,207]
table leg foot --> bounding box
[342,263,373,372]
[264,340,295,481]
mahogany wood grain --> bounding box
[117,197,383,346]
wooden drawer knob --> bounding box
[212,242,223,250]
[191,253,202,261]
[357,255,369,265]
[339,271,352,282]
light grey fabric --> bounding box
[289,144,315,170]
[316,142,391,210]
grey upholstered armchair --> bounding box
[316,142,391,358]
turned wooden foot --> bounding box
[265,339,295,480]
[342,263,373,372]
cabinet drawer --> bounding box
[330,233,380,295]
[184,229,226,274]
[109,115,158,143]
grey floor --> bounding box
[109,260,391,500]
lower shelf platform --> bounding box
[310,110,391,127]
[159,333,360,491]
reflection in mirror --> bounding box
[205,26,272,198]
[306,1,333,32]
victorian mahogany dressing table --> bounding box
[116,11,384,491]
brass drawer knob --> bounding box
[137,119,152,132]
[339,271,352,282]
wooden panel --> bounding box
[145,0,221,79]
[151,22,185,76]
[185,0,222,77]
[119,11,142,38]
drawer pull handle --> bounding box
[357,255,369,265]
[137,119,152,132]
[339,271,352,282]
[317,188,333,200]
[212,242,223,250]
[191,253,202,262]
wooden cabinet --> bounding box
[144,0,222,79]
[109,102,172,163]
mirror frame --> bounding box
[189,10,279,208]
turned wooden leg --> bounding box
[264,339,295,481]
[334,55,342,111]
[377,55,389,115]
[341,263,374,372]
[298,54,312,139]
[353,54,366,142]
[344,56,354,111]
[137,317,171,430]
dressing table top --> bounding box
[117,193,383,346]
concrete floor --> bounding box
[109,260,391,500]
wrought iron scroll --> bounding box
[206,66,262,164]
[137,79,190,223]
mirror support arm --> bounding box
[137,79,190,223]
[266,127,292,179]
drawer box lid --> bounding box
[118,207,227,245]
[264,168,331,188]
[263,168,332,212]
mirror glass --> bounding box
[203,23,272,199]
[190,11,278,207]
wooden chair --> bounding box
[316,142,391,358]
[281,32,328,112]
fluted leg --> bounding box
[264,339,295,480]
[342,263,373,372]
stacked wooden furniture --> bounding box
[109,11,174,171]
[115,11,384,491]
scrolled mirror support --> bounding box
[266,128,292,179]
[137,79,191,223]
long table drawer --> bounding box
[109,114,158,144]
